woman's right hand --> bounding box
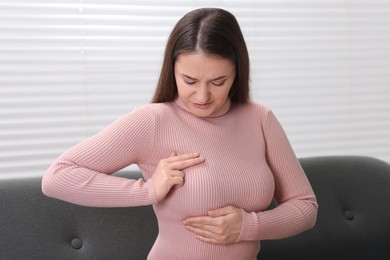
[152,152,205,202]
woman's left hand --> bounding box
[183,205,243,245]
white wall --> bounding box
[0,0,389,178]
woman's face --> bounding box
[174,52,236,117]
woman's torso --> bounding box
[138,102,275,260]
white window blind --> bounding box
[1,0,389,178]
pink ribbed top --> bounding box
[42,99,318,260]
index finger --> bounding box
[182,216,220,228]
[165,152,201,163]
[171,156,205,170]
[183,216,214,226]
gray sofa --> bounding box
[1,156,390,260]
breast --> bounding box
[154,148,275,221]
[151,106,275,221]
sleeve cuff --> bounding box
[145,178,158,205]
[236,209,261,242]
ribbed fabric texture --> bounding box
[42,99,318,260]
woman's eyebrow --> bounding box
[181,73,228,81]
[210,76,228,81]
[181,74,197,80]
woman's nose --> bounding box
[196,85,209,102]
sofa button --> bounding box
[344,210,354,220]
[71,238,82,249]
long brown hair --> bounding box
[151,8,250,103]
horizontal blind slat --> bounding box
[1,1,389,177]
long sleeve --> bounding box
[42,106,158,207]
[237,110,318,241]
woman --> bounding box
[42,8,318,260]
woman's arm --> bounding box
[237,110,318,241]
[42,106,158,207]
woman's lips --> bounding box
[193,102,211,109]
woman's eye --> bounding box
[212,81,225,86]
[184,80,196,85]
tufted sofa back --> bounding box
[0,175,158,259]
[259,156,390,260]
[1,156,389,259]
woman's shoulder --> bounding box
[144,101,177,115]
[126,102,177,122]
[233,101,281,131]
[234,100,273,116]
[130,102,173,114]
